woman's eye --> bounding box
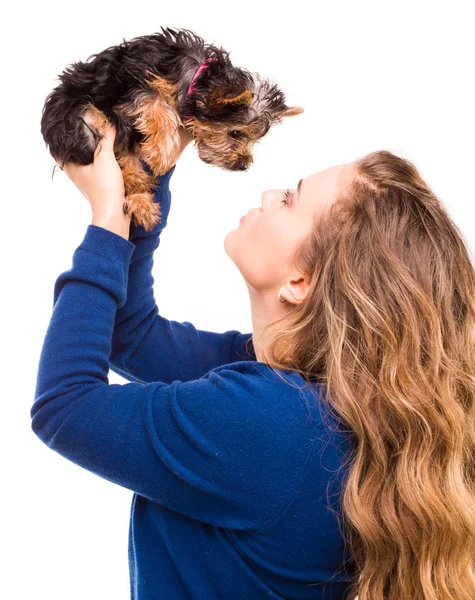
[281,189,292,205]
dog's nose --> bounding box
[235,159,248,171]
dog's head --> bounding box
[183,69,303,171]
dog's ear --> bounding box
[277,106,305,117]
[207,89,253,110]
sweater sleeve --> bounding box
[110,163,256,385]
[31,229,317,530]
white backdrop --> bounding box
[2,1,474,598]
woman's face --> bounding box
[224,163,354,296]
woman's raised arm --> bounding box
[109,154,255,384]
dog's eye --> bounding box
[229,130,242,138]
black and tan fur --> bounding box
[41,26,304,230]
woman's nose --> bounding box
[261,190,283,211]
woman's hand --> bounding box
[57,121,131,239]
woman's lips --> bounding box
[239,215,246,224]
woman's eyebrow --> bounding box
[297,179,303,201]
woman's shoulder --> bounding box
[198,359,332,433]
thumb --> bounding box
[95,122,117,157]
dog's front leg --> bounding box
[115,152,165,232]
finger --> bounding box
[95,122,117,156]
[56,160,75,179]
[104,120,117,138]
[57,161,69,176]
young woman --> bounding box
[32,123,475,600]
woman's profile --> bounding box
[32,123,475,599]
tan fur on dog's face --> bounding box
[181,73,304,171]
[191,120,272,171]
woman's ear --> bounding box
[280,276,311,305]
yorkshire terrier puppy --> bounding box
[41,26,304,231]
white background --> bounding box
[3,1,474,598]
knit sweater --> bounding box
[31,164,356,599]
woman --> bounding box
[32,123,475,600]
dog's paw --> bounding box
[123,193,162,232]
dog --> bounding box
[41,26,304,231]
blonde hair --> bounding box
[246,150,475,599]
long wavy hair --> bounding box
[248,150,475,599]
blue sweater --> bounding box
[31,164,355,599]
